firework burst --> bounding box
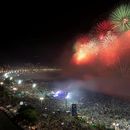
[73,39,99,64]
[110,4,130,32]
[101,32,117,48]
[73,35,90,52]
[96,20,114,36]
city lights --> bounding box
[13,87,18,91]
[0,82,4,85]
[18,80,22,85]
[10,77,13,80]
[39,97,44,101]
[0,3,129,129]
[32,83,37,88]
[4,73,9,78]
[19,101,24,105]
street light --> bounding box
[13,87,18,94]
[18,80,22,85]
[32,83,37,88]
[20,101,24,105]
[40,97,44,100]
[39,97,44,109]
[13,87,18,91]
[10,77,13,80]
[112,122,119,130]
[0,82,4,85]
[4,73,9,78]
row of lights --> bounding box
[2,72,71,108]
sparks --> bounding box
[110,4,130,32]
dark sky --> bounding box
[1,0,125,66]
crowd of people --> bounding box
[78,92,130,129]
[0,71,130,130]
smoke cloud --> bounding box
[62,31,130,100]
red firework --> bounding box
[76,35,90,44]
[74,35,90,52]
[96,20,114,36]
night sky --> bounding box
[1,0,125,66]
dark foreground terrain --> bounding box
[0,111,21,130]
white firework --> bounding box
[101,32,117,48]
